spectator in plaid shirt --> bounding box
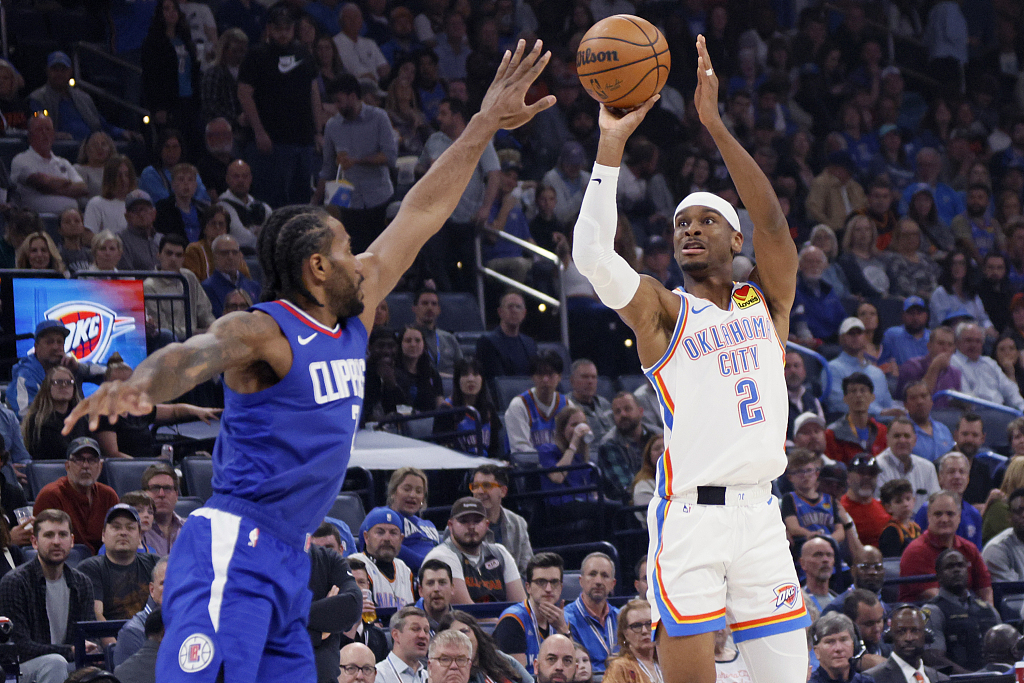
[0,509,95,683]
[597,392,655,503]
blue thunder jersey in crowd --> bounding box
[210,299,367,544]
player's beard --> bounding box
[326,263,365,320]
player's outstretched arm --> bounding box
[62,311,283,433]
[355,39,556,329]
[694,34,798,339]
[573,99,680,369]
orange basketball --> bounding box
[576,15,670,110]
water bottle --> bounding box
[160,444,174,461]
[582,431,594,445]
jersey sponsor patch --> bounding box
[732,285,761,310]
[772,583,799,611]
[178,633,214,672]
[485,559,500,570]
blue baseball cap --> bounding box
[35,319,69,338]
[104,503,141,526]
[357,507,403,551]
[47,51,71,69]
[903,296,927,311]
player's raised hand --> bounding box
[479,39,557,131]
[597,96,660,143]
[694,34,722,129]
[62,380,155,434]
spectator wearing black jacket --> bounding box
[141,0,202,147]
[308,544,363,683]
[0,509,95,683]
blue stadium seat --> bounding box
[617,375,649,393]
[560,570,582,602]
[175,496,204,518]
[328,493,365,532]
[493,376,533,412]
[438,293,484,332]
[102,458,162,497]
[27,461,69,500]
[596,376,616,400]
[384,293,414,328]
[181,456,213,502]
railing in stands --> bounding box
[475,227,569,349]
[786,341,833,403]
[71,42,152,145]
[932,390,1024,417]
[77,270,194,340]
[74,619,128,669]
[370,405,486,456]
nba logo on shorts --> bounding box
[179,633,214,672]
[772,583,799,611]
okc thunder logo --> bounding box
[44,301,135,363]
[772,583,799,611]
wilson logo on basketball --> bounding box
[576,48,619,67]
[44,301,135,363]
[733,285,762,310]
[772,583,799,610]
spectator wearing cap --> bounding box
[468,465,533,575]
[874,417,941,513]
[78,504,159,621]
[0,508,96,683]
[792,245,848,343]
[878,297,931,369]
[914,454,984,550]
[11,115,88,215]
[793,413,828,461]
[348,507,416,608]
[640,235,682,291]
[237,5,321,208]
[542,142,591,227]
[805,151,866,233]
[314,73,397,255]
[117,189,160,271]
[482,150,535,285]
[824,319,899,417]
[786,352,825,439]
[422,498,526,605]
[899,149,965,227]
[952,322,1024,411]
[6,320,106,420]
[825,373,889,465]
[29,52,134,143]
[32,438,119,554]
[841,456,890,548]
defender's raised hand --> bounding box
[694,34,723,130]
[478,39,557,131]
[62,380,154,434]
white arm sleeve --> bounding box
[571,163,641,310]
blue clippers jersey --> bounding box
[211,300,367,542]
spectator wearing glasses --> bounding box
[980,488,1024,582]
[340,644,380,683]
[21,366,89,461]
[32,437,119,553]
[439,610,531,683]
[781,449,845,545]
[200,234,260,317]
[914,453,983,549]
[602,600,658,683]
[495,552,570,674]
[427,629,474,683]
[822,546,889,617]
[139,464,183,556]
[468,465,533,575]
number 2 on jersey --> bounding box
[734,378,765,426]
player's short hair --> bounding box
[842,372,874,395]
[348,557,366,574]
[145,606,164,637]
[142,463,179,491]
[529,350,563,376]
[786,448,821,471]
[428,628,472,659]
[257,205,332,305]
[526,552,564,583]
[879,478,913,505]
[812,612,857,646]
[633,556,647,580]
[418,558,453,584]
[387,467,428,509]
[470,464,509,487]
[312,521,342,544]
[390,605,428,632]
[841,588,880,622]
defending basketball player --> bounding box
[572,36,806,683]
[62,40,555,683]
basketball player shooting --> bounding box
[572,35,807,683]
[62,40,555,683]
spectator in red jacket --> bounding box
[826,373,889,464]
[840,456,891,548]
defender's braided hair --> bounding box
[257,205,332,305]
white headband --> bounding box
[673,192,741,233]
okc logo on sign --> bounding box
[772,583,799,611]
[178,633,214,672]
[44,301,135,363]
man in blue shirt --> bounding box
[879,297,930,367]
[824,317,898,416]
[564,552,619,675]
[899,149,965,226]
[793,246,847,343]
[914,452,983,549]
[200,234,261,316]
[904,381,954,463]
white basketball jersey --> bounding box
[643,283,788,496]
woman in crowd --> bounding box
[537,405,596,507]
[394,325,445,413]
[74,131,116,199]
[201,28,248,126]
[603,599,661,683]
[982,451,1024,544]
[15,231,67,276]
[857,301,886,367]
[906,184,954,257]
[83,155,137,235]
[0,59,28,134]
[930,248,995,334]
[183,205,251,282]
[139,129,210,204]
[806,223,848,298]
[837,213,889,297]
[886,218,940,299]
[58,208,91,273]
[439,611,531,683]
[386,59,430,156]
[141,0,200,143]
[574,643,593,683]
[314,34,345,114]
[21,366,88,460]
[88,230,124,271]
[433,357,501,456]
[384,466,439,571]
[221,288,253,315]
[631,434,662,526]
[993,335,1024,397]
[914,99,953,154]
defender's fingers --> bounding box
[493,48,513,81]
[524,95,558,117]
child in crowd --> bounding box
[781,448,845,545]
[877,478,921,557]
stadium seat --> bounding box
[617,375,649,393]
[102,458,162,497]
[977,407,1016,450]
[27,461,69,500]
[328,493,365,532]
[596,376,616,401]
[881,557,901,604]
[493,376,533,412]
[384,293,414,328]
[24,544,92,569]
[538,342,571,377]
[561,570,582,602]
[181,456,213,502]
[175,496,204,518]
[438,293,484,332]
